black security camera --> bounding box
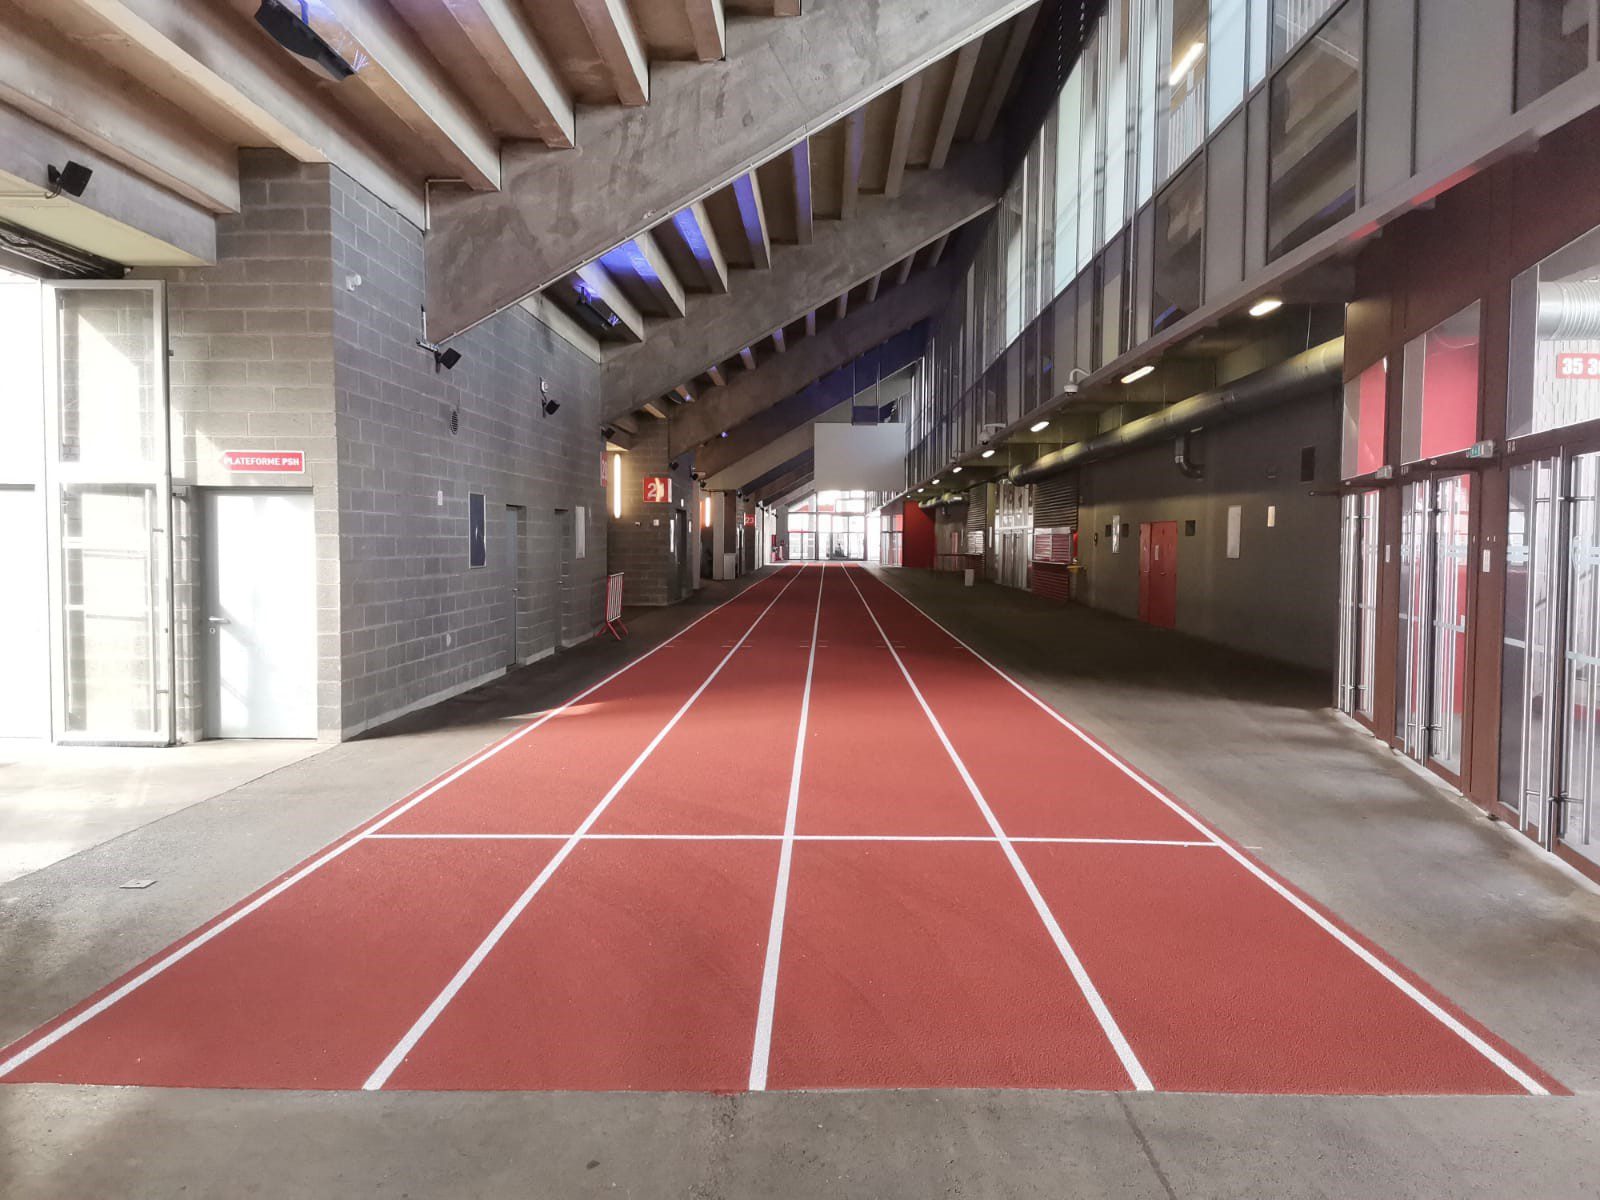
[542,397,560,416]
[669,460,680,470]
[601,425,616,440]
[46,161,92,199]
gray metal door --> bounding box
[203,490,316,738]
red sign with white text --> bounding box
[1556,353,1600,381]
[642,475,671,503]
[222,450,305,473]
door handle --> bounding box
[207,616,230,627]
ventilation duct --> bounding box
[1009,338,1344,486]
[1538,281,1600,340]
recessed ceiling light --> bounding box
[1121,365,1155,384]
[1249,297,1284,317]
[952,466,963,474]
[932,478,941,485]
[1030,420,1049,433]
[981,449,995,459]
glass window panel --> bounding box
[1272,0,1343,62]
[1151,160,1205,333]
[1164,0,1209,174]
[1266,0,1361,260]
[1102,0,1131,244]
[1078,30,1101,270]
[58,484,163,736]
[1509,222,1600,438]
[1209,0,1249,131]
[1341,358,1387,477]
[1516,0,1592,107]
[1400,302,1482,463]
[54,288,161,470]
[1135,0,1160,204]
[1248,0,1271,84]
[1100,235,1128,365]
[1055,68,1084,294]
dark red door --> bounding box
[1138,521,1178,629]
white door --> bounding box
[204,490,316,738]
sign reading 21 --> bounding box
[642,476,671,503]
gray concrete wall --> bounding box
[1076,391,1341,671]
[327,166,607,737]
[605,417,698,607]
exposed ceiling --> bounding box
[1,0,1053,479]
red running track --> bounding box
[0,564,1563,1095]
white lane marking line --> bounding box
[365,834,1209,845]
[361,567,810,1091]
[870,574,1552,1097]
[0,567,800,1082]
[841,567,1154,1093]
[749,563,827,1091]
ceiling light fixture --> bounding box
[1121,365,1155,384]
[1169,41,1205,88]
[952,466,963,474]
[1249,297,1284,317]
[255,0,358,80]
[981,449,995,459]
[1030,420,1049,433]
[932,478,941,485]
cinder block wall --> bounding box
[156,150,608,741]
[156,151,342,740]
[328,167,606,737]
[605,417,698,606]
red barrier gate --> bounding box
[604,572,627,640]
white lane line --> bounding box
[361,567,810,1091]
[366,833,1217,847]
[0,567,801,1083]
[840,567,1154,1092]
[749,562,828,1090]
[868,573,1552,1097]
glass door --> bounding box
[1560,453,1600,870]
[1396,481,1433,759]
[42,281,173,744]
[1336,490,1380,719]
[1500,459,1559,830]
[1429,475,1472,774]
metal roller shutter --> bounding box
[1032,472,1079,530]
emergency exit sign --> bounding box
[221,450,305,473]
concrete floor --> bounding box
[0,739,324,885]
[3,569,1599,1198]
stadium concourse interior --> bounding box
[4,0,1600,1196]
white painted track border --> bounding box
[841,567,1154,1092]
[748,564,827,1090]
[361,567,810,1090]
[860,568,1553,1097]
[0,567,801,1082]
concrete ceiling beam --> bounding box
[303,0,502,191]
[667,262,955,456]
[884,75,922,199]
[685,0,728,63]
[975,7,1038,141]
[791,140,813,245]
[840,108,865,221]
[674,200,730,294]
[433,0,576,148]
[732,171,771,270]
[930,40,982,171]
[573,0,650,106]
[604,142,999,421]
[754,461,815,506]
[424,0,1042,338]
[573,262,646,342]
[705,427,814,491]
[613,232,687,317]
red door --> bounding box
[1138,521,1178,629]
